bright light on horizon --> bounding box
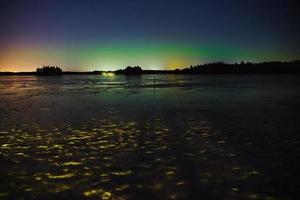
[102,72,115,77]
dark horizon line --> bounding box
[1,60,300,75]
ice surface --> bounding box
[0,74,299,199]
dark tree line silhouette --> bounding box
[180,61,300,74]
[36,66,63,75]
[116,61,300,75]
[1,61,300,76]
[115,66,142,75]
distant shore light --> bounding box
[102,72,115,77]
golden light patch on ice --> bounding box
[15,152,28,157]
[1,144,10,147]
[100,173,109,177]
[246,193,259,199]
[52,144,63,148]
[24,188,33,192]
[248,170,260,175]
[99,144,116,149]
[115,184,129,191]
[0,131,9,134]
[47,173,75,179]
[102,192,112,200]
[35,176,42,181]
[232,166,241,171]
[176,181,185,186]
[111,170,132,176]
[68,136,91,140]
[52,184,71,193]
[36,145,48,149]
[103,156,113,160]
[83,188,103,197]
[62,161,82,166]
[165,171,175,176]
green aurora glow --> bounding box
[1,39,297,72]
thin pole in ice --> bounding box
[153,75,156,92]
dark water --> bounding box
[0,74,299,200]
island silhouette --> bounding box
[36,66,63,75]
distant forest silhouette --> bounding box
[36,66,63,75]
[115,66,143,75]
[1,61,300,75]
[115,61,300,75]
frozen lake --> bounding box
[0,74,299,199]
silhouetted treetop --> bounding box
[36,66,63,75]
[116,66,142,75]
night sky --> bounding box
[0,0,299,71]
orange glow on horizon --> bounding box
[165,58,190,70]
